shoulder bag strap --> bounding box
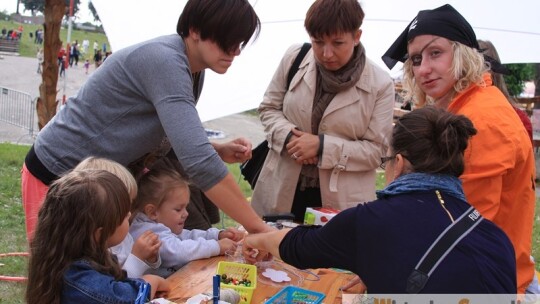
[286,42,312,90]
[406,206,484,293]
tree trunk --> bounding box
[37,0,65,130]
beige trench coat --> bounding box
[251,44,395,217]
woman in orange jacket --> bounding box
[383,4,536,295]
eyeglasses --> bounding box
[380,155,396,170]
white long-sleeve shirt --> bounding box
[109,233,161,278]
[130,213,221,278]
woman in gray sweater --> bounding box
[22,0,271,242]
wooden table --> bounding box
[165,256,362,303]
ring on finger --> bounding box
[292,153,299,159]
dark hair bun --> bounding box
[392,106,477,176]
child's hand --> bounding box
[218,238,237,255]
[218,227,245,242]
[132,230,161,263]
[142,274,169,299]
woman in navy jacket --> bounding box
[243,107,516,294]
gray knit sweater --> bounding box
[33,34,227,191]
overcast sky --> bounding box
[0,0,95,23]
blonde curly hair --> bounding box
[401,39,487,108]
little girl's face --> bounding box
[155,187,189,235]
[107,212,131,247]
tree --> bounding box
[0,10,9,20]
[88,1,101,23]
[22,0,80,18]
[21,0,41,15]
[503,63,535,97]
[37,0,65,130]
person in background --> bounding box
[243,107,516,294]
[477,39,533,143]
[130,158,244,278]
[382,4,536,295]
[26,170,168,303]
[84,59,90,75]
[36,48,43,74]
[59,54,67,77]
[74,157,162,278]
[21,0,272,244]
[251,0,394,221]
[57,44,65,67]
[82,38,89,54]
[93,49,103,68]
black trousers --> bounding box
[290,184,322,223]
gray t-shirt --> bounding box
[34,34,227,191]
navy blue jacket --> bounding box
[280,191,516,293]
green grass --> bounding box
[0,143,30,303]
[0,142,539,301]
[0,19,109,59]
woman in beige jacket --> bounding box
[251,0,395,221]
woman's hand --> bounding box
[241,230,291,264]
[242,235,273,264]
[286,129,320,164]
[213,137,252,163]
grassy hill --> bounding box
[0,19,109,59]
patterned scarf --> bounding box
[299,43,366,190]
[376,172,467,202]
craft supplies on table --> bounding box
[216,261,257,304]
[265,286,325,304]
[303,207,340,226]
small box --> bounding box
[303,207,340,226]
[216,261,257,304]
[266,286,325,304]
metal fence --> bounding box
[0,86,35,139]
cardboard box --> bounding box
[303,207,340,226]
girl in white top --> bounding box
[130,158,244,278]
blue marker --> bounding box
[135,282,150,304]
[213,274,221,304]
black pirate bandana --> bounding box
[382,4,479,69]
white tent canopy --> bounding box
[92,0,540,122]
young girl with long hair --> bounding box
[26,170,168,303]
[74,156,162,278]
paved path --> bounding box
[0,54,265,145]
